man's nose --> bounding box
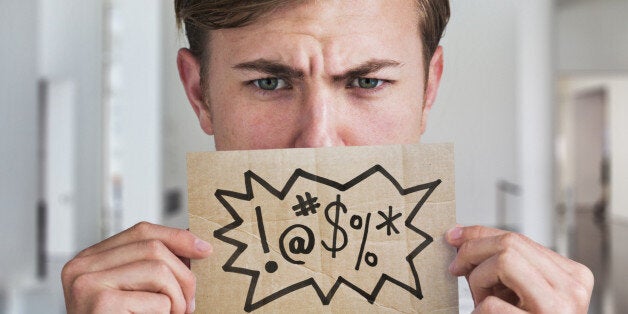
[293,88,344,148]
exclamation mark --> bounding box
[255,206,278,273]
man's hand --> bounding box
[61,222,213,314]
[446,225,593,313]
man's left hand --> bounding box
[447,225,593,313]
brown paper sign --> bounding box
[188,144,458,313]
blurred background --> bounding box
[1,0,626,313]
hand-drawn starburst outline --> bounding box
[213,165,441,312]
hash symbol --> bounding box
[292,192,320,217]
[376,206,402,236]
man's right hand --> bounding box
[61,221,213,313]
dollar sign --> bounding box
[321,194,348,258]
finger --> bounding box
[467,249,552,311]
[74,260,188,314]
[447,225,586,278]
[88,290,172,314]
[120,291,173,314]
[446,225,506,247]
[472,296,526,314]
[77,221,212,259]
[448,225,572,269]
[67,239,197,312]
[449,232,569,289]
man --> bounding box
[61,0,593,313]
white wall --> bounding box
[1,1,103,311]
[0,0,39,287]
[160,1,215,229]
[106,0,163,230]
[557,0,628,72]
[607,79,628,220]
[424,0,519,227]
[39,0,104,250]
[515,1,554,246]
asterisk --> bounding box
[376,206,402,236]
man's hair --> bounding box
[175,0,450,76]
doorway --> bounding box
[555,75,628,314]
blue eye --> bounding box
[350,78,384,89]
[358,78,380,89]
[253,78,287,90]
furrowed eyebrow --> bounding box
[232,58,402,81]
[333,59,402,82]
[233,59,305,80]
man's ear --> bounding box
[420,46,444,135]
[177,48,214,135]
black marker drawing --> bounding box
[279,224,315,265]
[376,206,402,236]
[291,192,320,217]
[213,165,441,312]
[321,194,348,258]
[353,212,373,271]
[254,206,278,273]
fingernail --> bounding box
[195,238,212,253]
[188,297,196,313]
[448,227,463,240]
[448,261,455,273]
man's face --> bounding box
[179,0,443,150]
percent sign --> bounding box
[321,195,378,270]
[350,213,378,270]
